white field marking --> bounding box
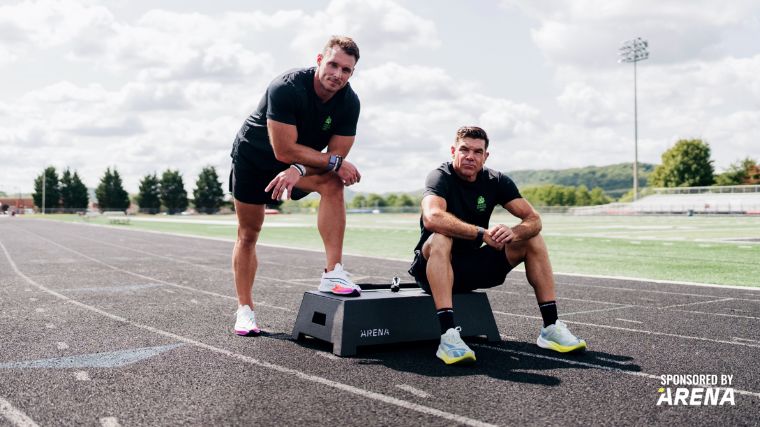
[663,242,673,246]
[493,311,760,348]
[474,342,760,399]
[629,241,641,245]
[561,305,636,316]
[20,230,294,313]
[396,384,431,398]
[739,246,752,249]
[164,289,175,294]
[190,299,199,304]
[554,281,740,298]
[734,337,760,344]
[0,397,40,427]
[61,217,759,289]
[672,309,760,320]
[0,240,496,427]
[488,288,628,306]
[99,417,121,427]
[75,371,90,381]
[34,308,44,313]
[698,244,713,248]
[315,352,342,361]
[594,357,634,366]
[615,318,643,324]
[660,298,734,310]
[45,323,56,329]
[56,342,69,350]
[55,230,317,288]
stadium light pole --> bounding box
[41,168,46,215]
[619,37,649,201]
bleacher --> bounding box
[571,185,760,215]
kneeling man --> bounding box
[409,126,587,365]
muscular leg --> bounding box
[422,233,455,310]
[293,174,345,271]
[505,234,556,303]
[232,200,265,307]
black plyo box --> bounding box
[292,289,500,356]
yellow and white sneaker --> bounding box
[537,320,587,353]
[436,327,476,365]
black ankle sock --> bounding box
[538,301,558,327]
[436,308,455,334]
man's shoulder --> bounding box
[482,167,512,182]
[269,67,313,92]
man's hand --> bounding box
[488,224,516,244]
[265,167,301,200]
[483,231,505,250]
[336,159,361,186]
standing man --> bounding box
[230,36,363,336]
[409,126,587,364]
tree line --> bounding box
[32,166,225,214]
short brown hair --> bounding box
[324,35,360,63]
[455,126,489,149]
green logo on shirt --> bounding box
[322,116,332,131]
[476,196,486,212]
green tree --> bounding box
[160,169,188,214]
[351,194,367,209]
[575,185,592,206]
[136,173,162,214]
[385,193,399,207]
[589,187,611,205]
[95,167,130,212]
[397,194,415,207]
[714,157,759,186]
[366,193,387,208]
[193,166,224,214]
[60,168,89,211]
[32,166,61,213]
[650,139,715,187]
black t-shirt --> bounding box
[231,67,361,171]
[415,162,522,252]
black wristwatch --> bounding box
[475,226,485,244]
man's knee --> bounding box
[314,174,345,198]
[237,224,261,248]
[424,233,453,260]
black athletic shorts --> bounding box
[229,160,310,205]
[408,245,513,293]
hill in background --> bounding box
[507,162,655,198]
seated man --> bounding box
[409,126,587,365]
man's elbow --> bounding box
[422,210,444,233]
[272,147,293,164]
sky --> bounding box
[1,0,759,196]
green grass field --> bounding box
[36,213,760,287]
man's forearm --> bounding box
[511,215,541,241]
[424,210,481,241]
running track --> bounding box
[1,217,758,426]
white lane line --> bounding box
[45,323,56,329]
[75,371,90,381]
[615,318,643,324]
[56,342,69,350]
[190,299,199,304]
[315,352,342,361]
[396,384,432,398]
[474,342,760,399]
[29,298,38,302]
[23,231,294,313]
[0,397,40,427]
[562,305,635,316]
[34,308,45,313]
[556,282,734,299]
[734,337,760,344]
[99,417,121,427]
[660,298,734,309]
[594,357,635,366]
[0,240,495,427]
[492,311,760,348]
